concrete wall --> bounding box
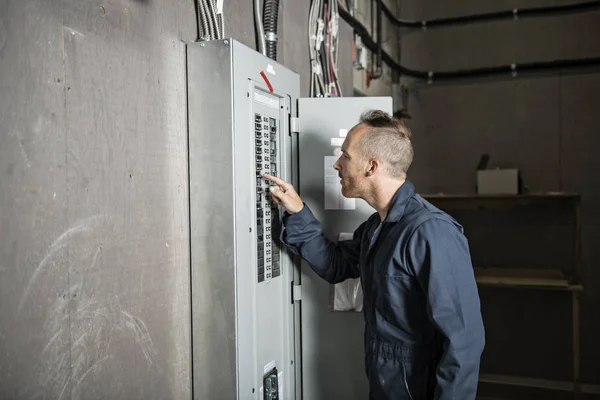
[399,0,600,385]
[0,0,354,398]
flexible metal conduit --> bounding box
[339,5,600,81]
[263,0,280,60]
[381,0,600,29]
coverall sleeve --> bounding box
[279,204,365,284]
[406,219,485,400]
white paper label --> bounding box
[254,92,278,109]
[324,156,355,210]
[278,372,284,399]
[266,64,276,75]
[330,137,344,147]
[216,0,224,13]
[339,128,348,137]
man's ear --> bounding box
[365,159,379,176]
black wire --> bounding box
[339,5,600,81]
[381,0,600,29]
[193,0,201,41]
[319,48,330,87]
[371,0,383,79]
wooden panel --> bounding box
[474,267,583,291]
[423,193,580,210]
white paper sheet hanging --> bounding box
[332,232,363,312]
[324,156,355,210]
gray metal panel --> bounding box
[188,42,237,399]
[188,39,301,400]
[230,39,301,400]
[297,97,393,400]
[0,1,69,398]
[62,1,192,399]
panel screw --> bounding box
[200,43,205,47]
[224,39,229,45]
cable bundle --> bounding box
[309,0,343,97]
[195,0,224,41]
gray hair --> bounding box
[357,110,413,179]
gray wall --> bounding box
[0,0,194,398]
[0,0,356,398]
[399,0,600,385]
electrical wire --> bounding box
[339,4,600,82]
[380,0,600,29]
[193,0,224,41]
[208,0,221,39]
[309,0,343,97]
[204,0,217,39]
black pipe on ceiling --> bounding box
[338,5,600,82]
[380,1,600,30]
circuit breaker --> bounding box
[187,39,300,400]
[255,113,281,282]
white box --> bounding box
[477,169,519,194]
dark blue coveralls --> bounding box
[281,181,485,400]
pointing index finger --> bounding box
[263,173,289,188]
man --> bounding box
[264,110,485,400]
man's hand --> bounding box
[263,174,304,214]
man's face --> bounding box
[333,124,369,198]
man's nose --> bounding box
[333,159,341,171]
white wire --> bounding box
[333,0,342,96]
[308,0,343,97]
[255,0,267,55]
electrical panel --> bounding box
[187,39,300,400]
[188,37,393,400]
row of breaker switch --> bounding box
[255,112,280,282]
[257,236,281,276]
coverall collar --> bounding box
[382,180,415,223]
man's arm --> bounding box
[406,219,485,400]
[263,173,363,284]
[282,205,365,283]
